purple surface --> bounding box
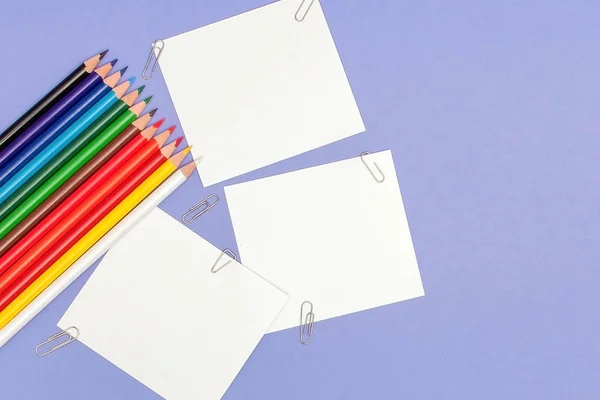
[0,0,599,399]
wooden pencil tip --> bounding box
[149,108,158,117]
[100,49,109,59]
[160,140,178,158]
[180,160,198,178]
[169,146,192,168]
[119,66,128,75]
[175,137,184,147]
[167,126,176,135]
[103,71,121,88]
[110,58,118,66]
[153,129,171,146]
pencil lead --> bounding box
[182,146,192,156]
[152,118,166,129]
[175,137,184,146]
[149,108,158,117]
[137,85,146,94]
[109,58,118,66]
[127,76,136,85]
[167,126,176,134]
[100,49,109,59]
[144,95,153,104]
[119,66,128,75]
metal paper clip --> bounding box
[300,301,315,345]
[361,151,385,183]
[141,39,164,80]
[211,249,237,274]
[35,326,80,357]
[181,194,219,225]
[295,0,315,22]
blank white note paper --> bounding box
[58,209,288,400]
[225,150,424,333]
[158,0,365,186]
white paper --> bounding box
[58,209,288,400]
[158,0,365,186]
[225,150,424,333]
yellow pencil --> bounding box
[0,147,191,329]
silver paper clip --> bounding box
[35,326,80,357]
[141,39,165,80]
[295,0,315,22]
[361,151,385,183]
[181,194,219,225]
[300,301,315,345]
[211,249,237,274]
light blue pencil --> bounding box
[0,77,134,205]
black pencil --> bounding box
[0,50,109,152]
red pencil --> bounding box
[0,137,182,311]
[0,120,169,277]
[0,126,176,296]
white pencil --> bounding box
[0,159,199,349]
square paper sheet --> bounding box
[225,150,424,333]
[157,0,365,186]
[58,209,288,400]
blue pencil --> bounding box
[0,60,117,168]
[0,75,133,205]
[0,68,127,188]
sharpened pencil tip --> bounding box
[175,137,184,146]
[137,85,146,94]
[149,108,158,117]
[127,76,135,85]
[119,66,128,75]
[152,118,166,128]
[167,126,176,134]
[100,49,109,59]
[110,59,118,66]
[144,95,153,104]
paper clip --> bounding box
[300,301,315,345]
[211,249,237,274]
[295,0,315,22]
[361,151,385,183]
[35,326,80,357]
[141,39,164,80]
[181,194,219,225]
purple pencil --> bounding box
[0,59,117,167]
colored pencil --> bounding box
[0,60,116,168]
[0,98,152,240]
[0,158,199,348]
[0,124,172,279]
[0,50,108,152]
[0,139,181,307]
[0,84,139,226]
[0,75,132,206]
[0,148,191,328]
[0,112,155,259]
[0,68,127,188]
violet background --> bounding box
[0,0,599,399]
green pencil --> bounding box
[0,85,143,223]
[0,98,153,240]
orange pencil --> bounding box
[0,127,176,296]
[0,138,183,311]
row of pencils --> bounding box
[0,50,198,347]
